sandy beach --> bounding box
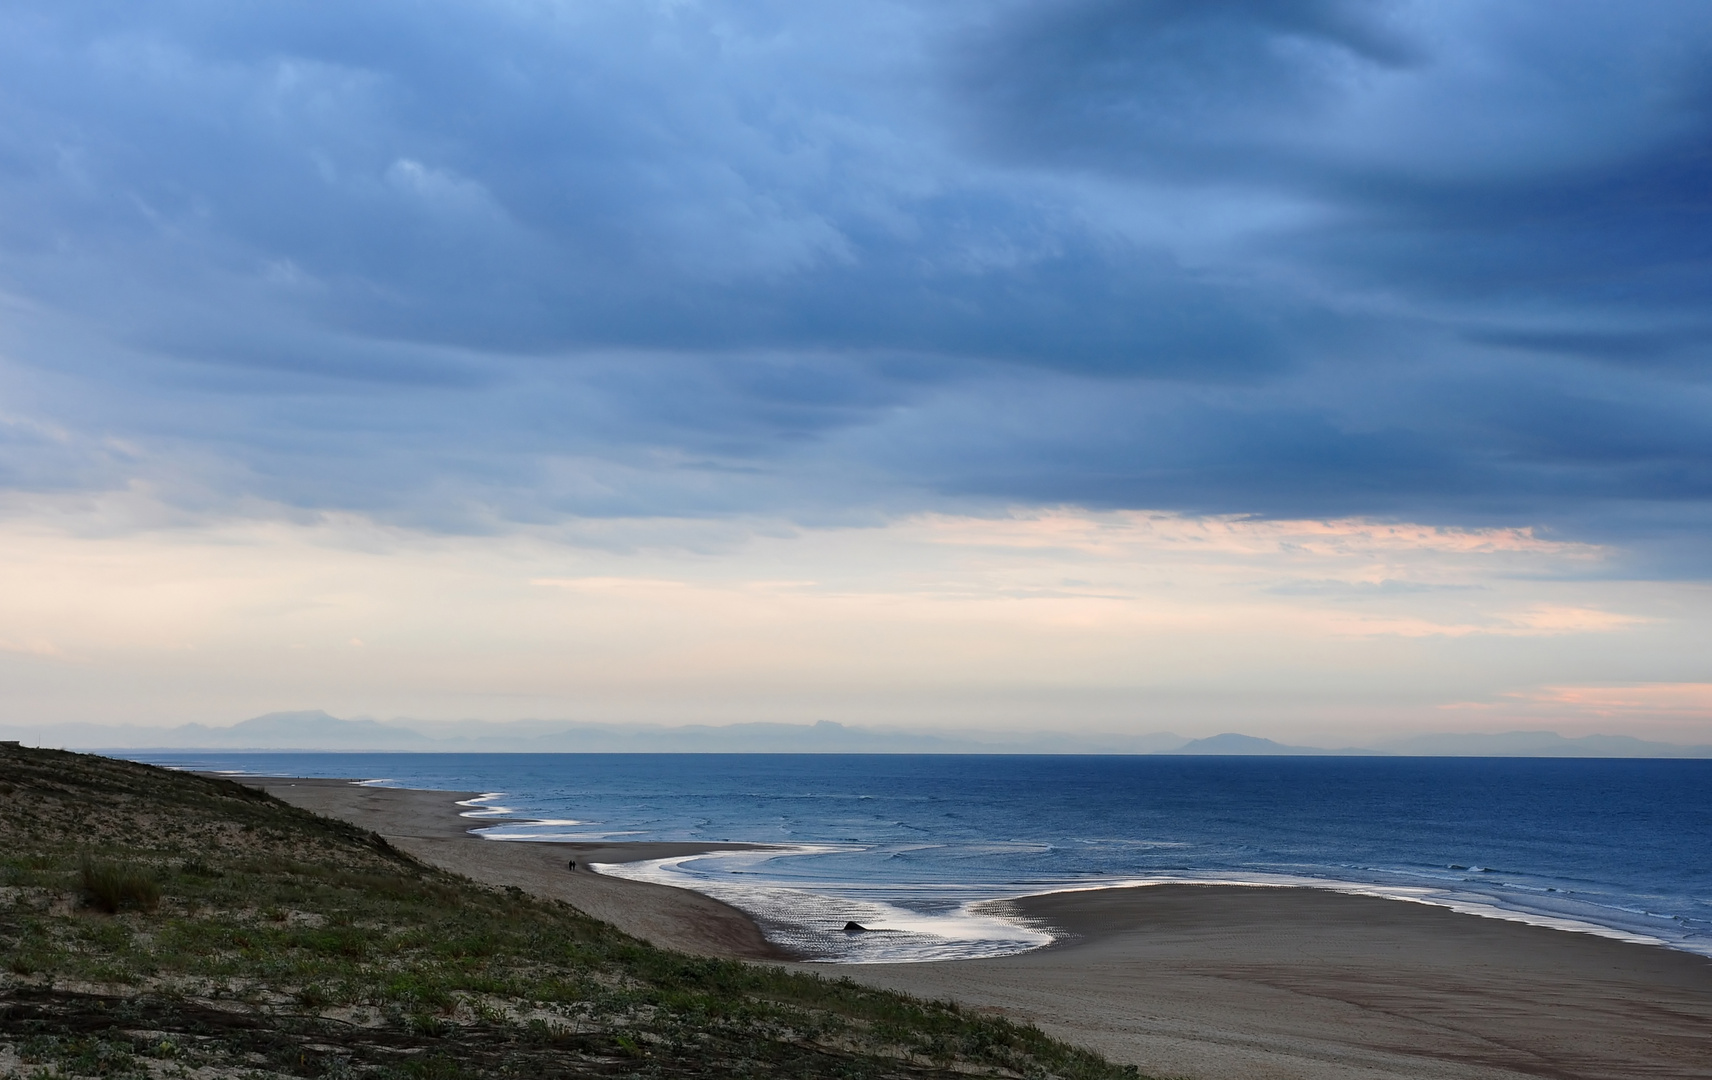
[244,777,788,960]
[246,776,1712,1080]
[851,887,1712,1080]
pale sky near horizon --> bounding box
[1,1,1710,744]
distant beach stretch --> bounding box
[244,771,1712,1080]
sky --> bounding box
[1,0,1709,744]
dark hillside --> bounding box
[0,744,1139,1080]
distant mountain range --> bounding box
[1165,732,1381,756]
[2,712,1188,755]
[3,711,1709,757]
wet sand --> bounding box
[845,886,1712,1080]
[243,776,1712,1080]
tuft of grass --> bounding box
[79,856,160,914]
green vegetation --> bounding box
[77,858,162,915]
[0,745,1144,1080]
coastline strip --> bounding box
[239,775,1712,1080]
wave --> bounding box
[593,848,1054,963]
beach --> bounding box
[851,887,1712,1080]
[248,776,1712,1080]
[245,777,788,960]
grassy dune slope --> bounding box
[0,745,1142,1080]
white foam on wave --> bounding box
[474,825,638,840]
[455,793,518,818]
[457,796,611,834]
[588,848,1708,963]
[593,848,1055,963]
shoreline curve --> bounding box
[232,773,1712,1080]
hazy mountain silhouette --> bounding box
[1,714,1706,757]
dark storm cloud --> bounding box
[0,0,1709,558]
[952,0,1425,179]
[956,0,1712,308]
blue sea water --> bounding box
[130,752,1712,963]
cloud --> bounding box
[912,508,1596,559]
[1325,604,1645,640]
[950,0,1428,179]
[0,0,1707,566]
[0,504,1685,735]
[1443,682,1712,738]
[0,636,63,659]
[1524,682,1712,719]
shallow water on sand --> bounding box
[139,752,1712,963]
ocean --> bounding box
[130,752,1712,963]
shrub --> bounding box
[79,857,161,914]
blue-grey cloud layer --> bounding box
[1,0,1709,554]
